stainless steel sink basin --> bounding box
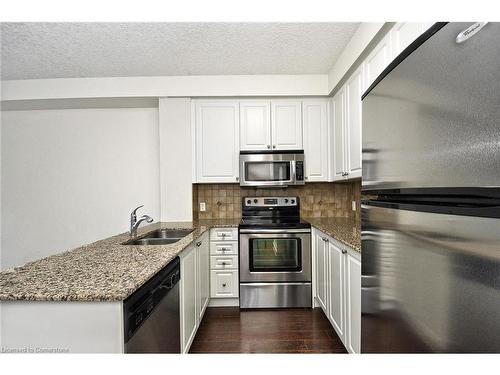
[125,238,180,246]
[142,229,194,239]
[123,228,194,245]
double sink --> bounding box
[123,228,194,246]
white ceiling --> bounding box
[1,22,360,80]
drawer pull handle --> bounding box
[220,248,228,252]
[222,262,227,266]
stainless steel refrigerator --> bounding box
[361,22,500,353]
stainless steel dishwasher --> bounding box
[124,257,181,353]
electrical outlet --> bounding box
[352,201,357,211]
[200,202,206,212]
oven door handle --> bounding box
[239,228,311,234]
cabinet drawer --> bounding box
[210,228,238,241]
[210,270,239,298]
[210,241,238,255]
[210,255,238,270]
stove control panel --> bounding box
[244,197,298,207]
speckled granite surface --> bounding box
[304,217,361,252]
[0,219,239,302]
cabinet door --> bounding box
[240,100,271,151]
[364,33,392,89]
[332,88,346,181]
[391,22,434,58]
[271,100,303,150]
[314,232,328,313]
[303,100,329,182]
[346,253,361,354]
[196,234,210,321]
[345,66,364,179]
[210,270,239,298]
[328,241,346,343]
[195,101,240,183]
[180,245,197,353]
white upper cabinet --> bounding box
[239,100,271,151]
[194,100,240,183]
[303,99,329,181]
[271,100,303,150]
[332,88,346,181]
[391,22,434,58]
[344,64,364,179]
[364,33,393,89]
[332,65,363,181]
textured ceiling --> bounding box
[1,22,360,80]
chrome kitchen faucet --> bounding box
[130,205,153,237]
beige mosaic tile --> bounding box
[193,181,361,220]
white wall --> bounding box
[1,107,160,269]
[159,98,193,222]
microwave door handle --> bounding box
[290,160,296,184]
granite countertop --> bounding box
[304,217,361,252]
[0,219,239,302]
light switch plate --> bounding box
[200,202,206,212]
[352,201,357,211]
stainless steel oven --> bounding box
[238,197,312,308]
[239,229,311,282]
[239,151,305,187]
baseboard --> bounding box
[208,298,240,307]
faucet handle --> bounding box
[131,205,144,217]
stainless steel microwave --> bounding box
[239,151,305,187]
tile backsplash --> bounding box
[193,181,361,220]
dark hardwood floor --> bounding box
[189,307,347,354]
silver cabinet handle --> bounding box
[220,248,228,252]
[305,176,308,180]
[272,145,276,149]
[219,233,227,237]
[322,237,329,242]
[196,241,202,247]
[235,177,239,181]
[267,145,271,149]
[342,249,347,254]
[221,262,227,266]
[222,283,227,287]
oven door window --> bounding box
[249,238,302,272]
[244,161,291,182]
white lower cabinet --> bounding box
[313,228,361,353]
[314,232,329,311]
[180,232,210,353]
[328,240,345,343]
[209,228,239,305]
[345,252,361,354]
[210,270,239,298]
[196,232,210,321]
[180,243,198,353]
